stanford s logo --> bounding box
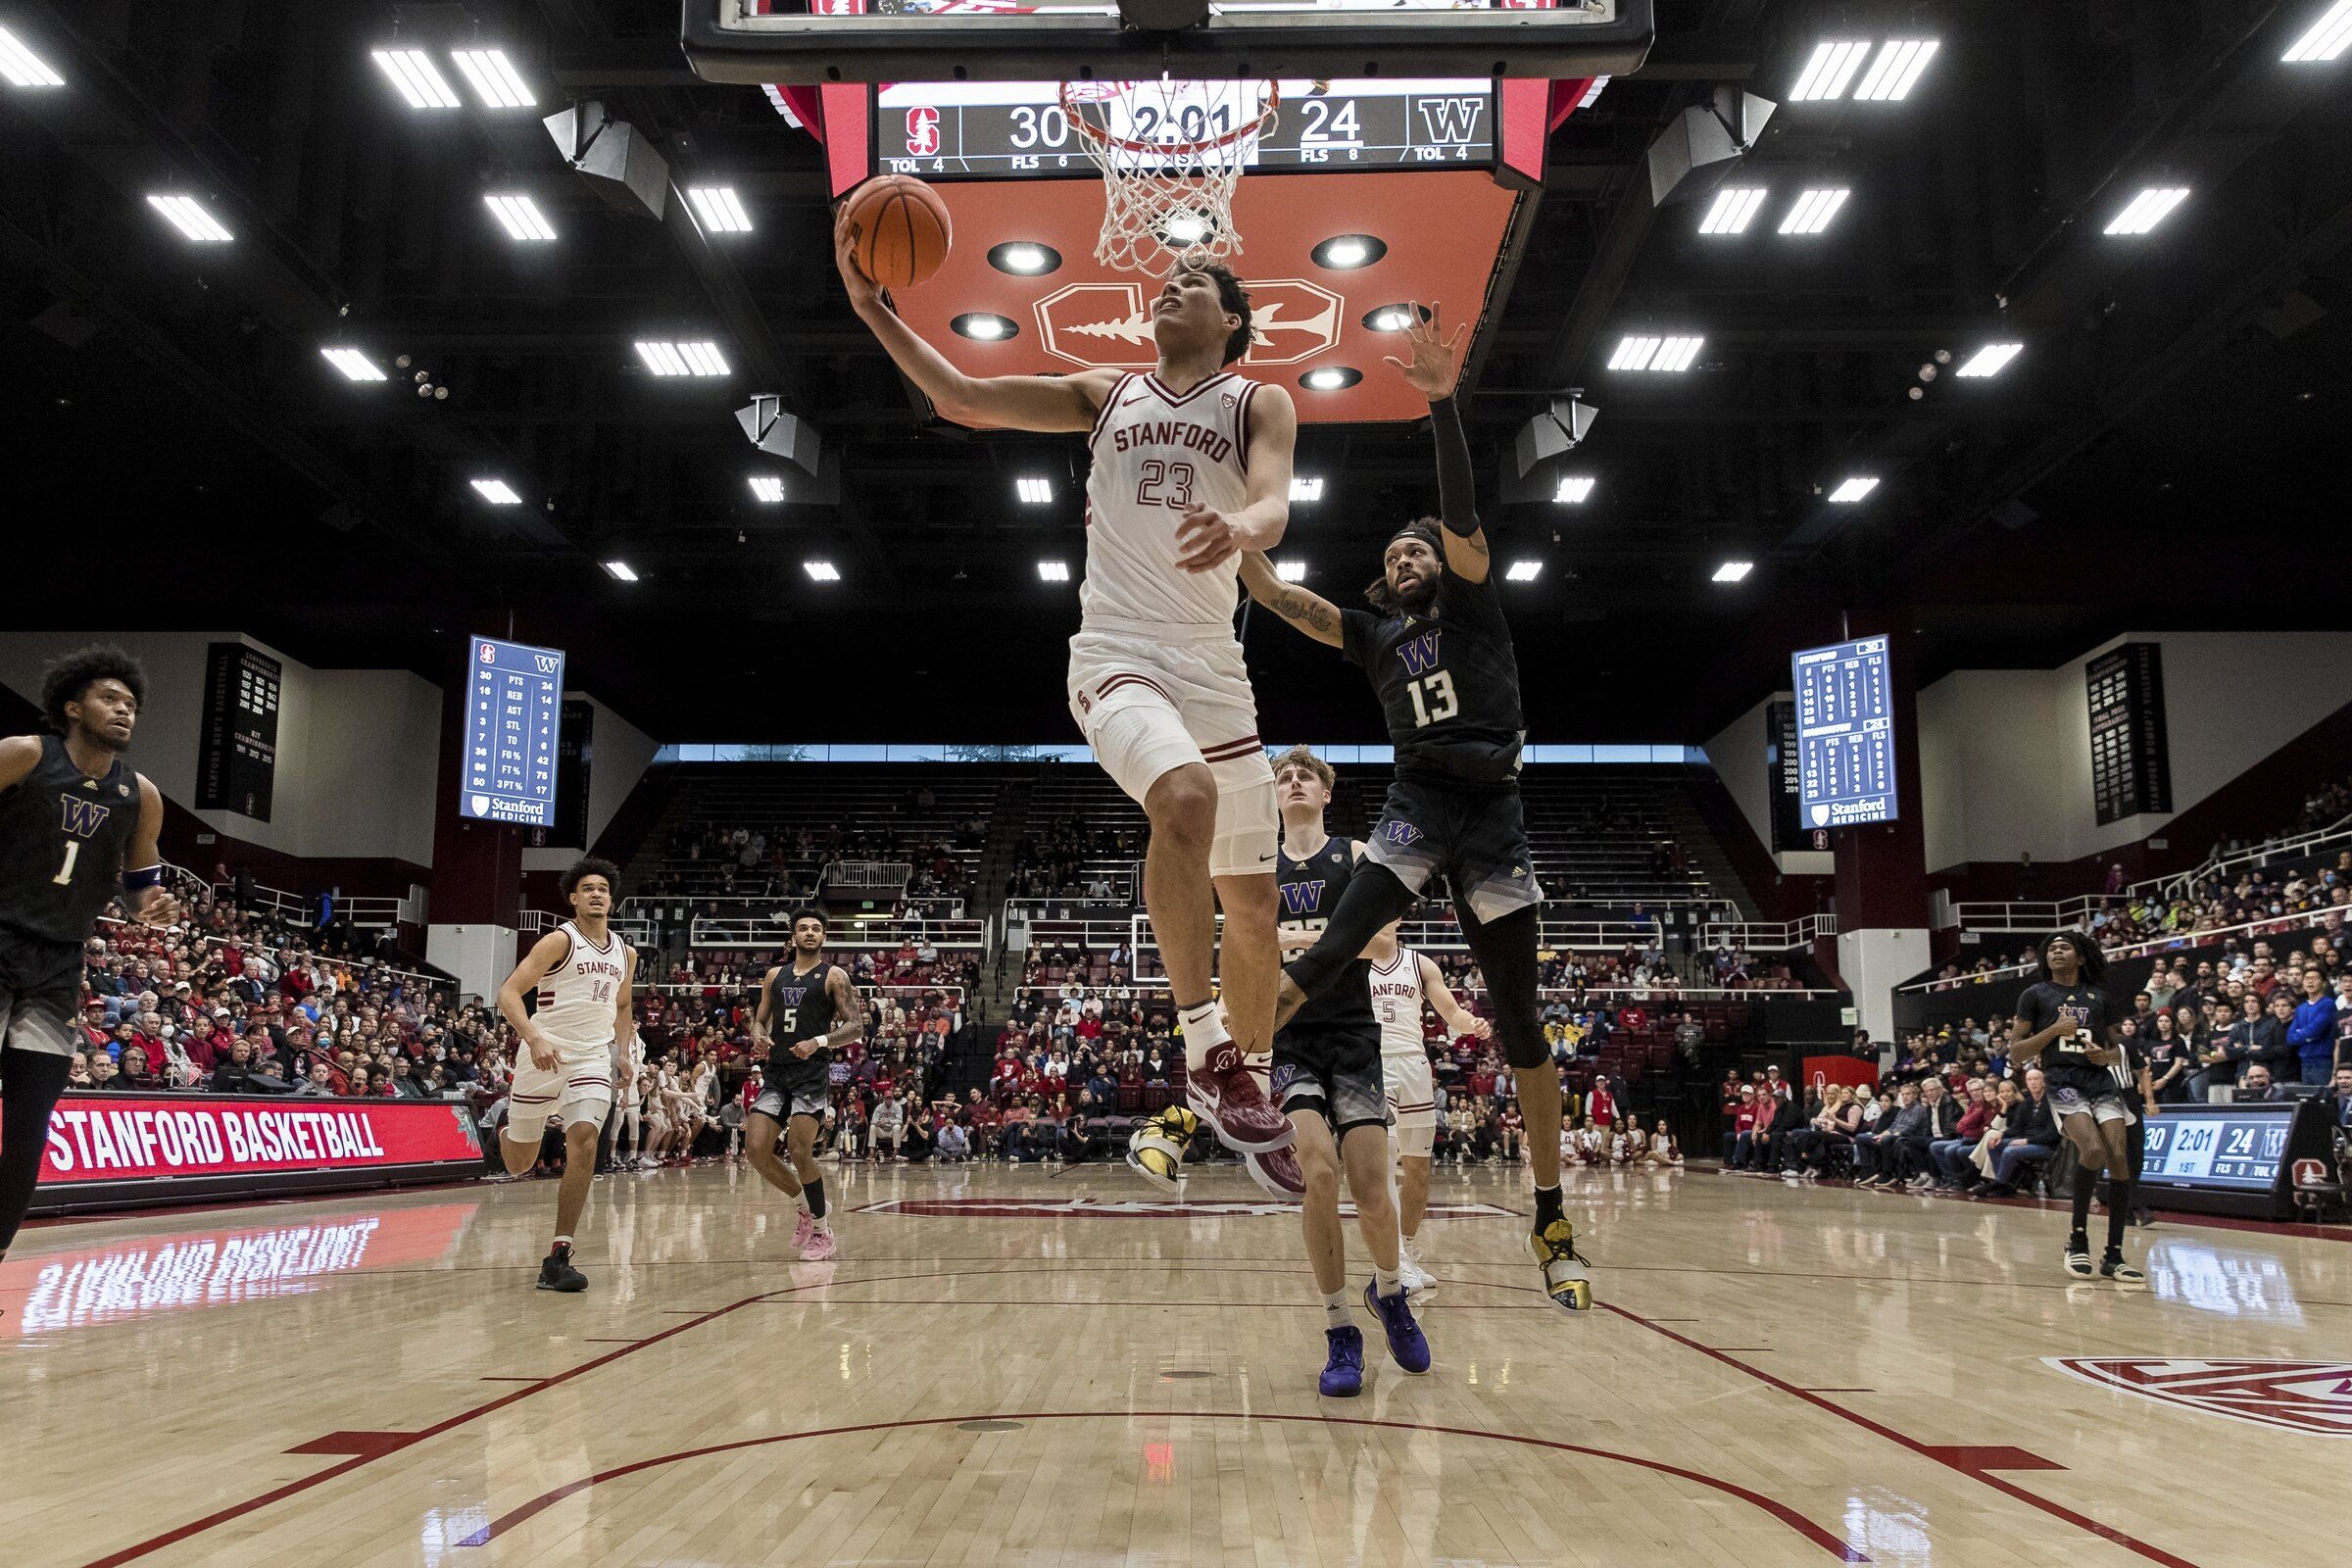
[59,797,112,838]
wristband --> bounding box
[122,864,166,892]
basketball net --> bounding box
[1059,79,1279,273]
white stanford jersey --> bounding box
[532,919,629,1055]
[1369,947,1430,1058]
[1081,369,1260,630]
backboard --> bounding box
[683,0,1654,86]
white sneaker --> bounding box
[1398,1257,1439,1301]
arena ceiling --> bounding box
[3,0,2348,744]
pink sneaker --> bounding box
[1186,1043,1293,1153]
[793,1205,816,1254]
[802,1224,836,1262]
[1243,1146,1305,1197]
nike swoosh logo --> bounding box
[1258,853,1277,863]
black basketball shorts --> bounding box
[1361,777,1544,925]
[1273,1020,1392,1138]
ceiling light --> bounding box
[371,48,460,110]
[1712,560,1754,583]
[635,340,729,377]
[1312,234,1387,270]
[952,313,1018,342]
[1037,561,1071,582]
[686,185,754,233]
[472,478,523,505]
[1955,343,2025,378]
[1290,476,1324,502]
[2283,1,2352,61]
[1300,367,1361,391]
[1779,188,1850,234]
[483,193,556,242]
[1504,561,1543,582]
[1016,476,1054,505]
[450,48,534,109]
[1789,39,1871,101]
[1162,213,1207,244]
[989,241,1060,275]
[1608,334,1702,372]
[1274,560,1308,583]
[0,26,64,87]
[749,475,785,504]
[1363,304,1425,332]
[804,560,840,582]
[1697,187,1767,235]
[319,348,386,382]
[1851,39,1939,100]
[1554,474,1595,505]
[146,195,232,243]
[2104,187,2190,235]
[602,560,639,582]
[1828,476,1879,504]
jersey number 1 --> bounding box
[1405,670,1458,728]
[53,841,78,886]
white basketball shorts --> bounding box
[506,1050,613,1143]
[1067,620,1276,878]
[1384,1050,1437,1157]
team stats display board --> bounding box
[460,637,564,828]
[195,642,279,822]
[876,79,1494,179]
[2137,1102,2328,1220]
[1790,636,1898,830]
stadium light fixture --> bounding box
[1037,561,1071,582]
[686,185,754,233]
[450,49,534,109]
[953,313,1015,341]
[1554,474,1596,505]
[804,560,841,582]
[483,193,556,242]
[1016,476,1054,505]
[1788,39,1871,101]
[319,348,387,382]
[635,340,729,377]
[602,560,639,582]
[2104,187,2191,235]
[1608,334,1703,372]
[1712,560,1754,583]
[371,48,460,110]
[1697,187,1767,235]
[1852,39,1939,100]
[1504,561,1543,582]
[471,478,523,505]
[2283,1,2352,61]
[749,475,785,504]
[1779,188,1851,235]
[1955,343,2025,378]
[1290,475,1324,502]
[147,195,232,243]
[1301,366,1360,390]
[1828,476,1880,504]
[0,26,65,87]
[1275,560,1308,582]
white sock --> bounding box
[1179,1001,1227,1069]
[1322,1289,1352,1330]
[1398,1236,1419,1269]
[553,1234,572,1250]
[1374,1264,1404,1299]
[792,1189,811,1213]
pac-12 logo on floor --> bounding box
[2045,1358,2352,1437]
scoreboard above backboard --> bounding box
[461,637,564,829]
[684,0,1656,85]
[1790,636,1898,830]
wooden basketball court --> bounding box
[3,1162,2343,1566]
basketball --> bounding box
[842,174,952,290]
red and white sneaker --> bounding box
[792,1205,816,1255]
[802,1224,836,1262]
[1243,1146,1305,1197]
[1186,1042,1293,1153]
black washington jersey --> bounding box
[2017,980,2126,1100]
[0,735,142,945]
[1277,837,1375,1030]
[765,957,842,1092]
[1341,562,1527,790]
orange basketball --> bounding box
[843,175,952,290]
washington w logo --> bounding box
[533,654,559,674]
[58,798,112,838]
[1414,96,1485,142]
[1278,880,1327,917]
[1396,630,1444,676]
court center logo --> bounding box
[2044,1357,2352,1436]
[1035,279,1345,370]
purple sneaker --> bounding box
[1364,1279,1431,1373]
[1318,1325,1364,1396]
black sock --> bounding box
[806,1175,827,1219]
[0,1049,72,1255]
[1533,1183,1563,1231]
[2068,1170,2094,1240]
[2104,1177,2130,1253]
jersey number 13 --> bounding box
[1405,670,1458,727]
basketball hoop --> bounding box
[1058,78,1279,273]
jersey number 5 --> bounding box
[1136,460,1196,511]
[1405,670,1459,728]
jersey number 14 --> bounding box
[1405,670,1459,727]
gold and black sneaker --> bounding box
[2099,1248,2146,1286]
[1531,1217,1593,1312]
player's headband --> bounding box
[1385,523,1440,552]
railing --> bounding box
[206,877,408,931]
[1940,896,2112,934]
[622,894,965,921]
[1897,903,2342,994]
[2136,812,2352,902]
[1700,915,1837,952]
[1946,816,2352,935]
[687,917,987,950]
[644,979,966,1011]
[1008,981,1837,1009]
[826,859,912,891]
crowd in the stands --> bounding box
[635,800,987,907]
